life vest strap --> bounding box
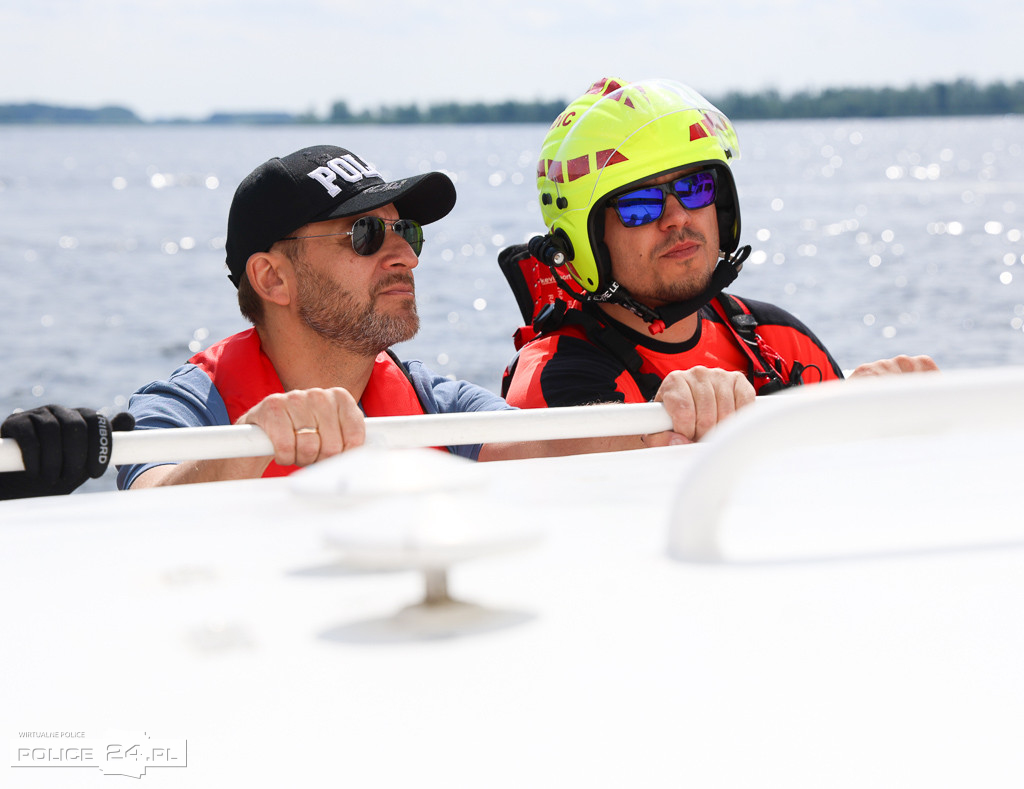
[710,294,798,394]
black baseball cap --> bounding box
[225,145,457,286]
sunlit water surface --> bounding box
[2,117,1022,490]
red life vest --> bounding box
[189,328,427,477]
[498,243,834,400]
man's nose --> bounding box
[380,231,419,269]
[657,192,694,229]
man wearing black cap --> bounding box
[117,145,520,488]
[116,144,750,489]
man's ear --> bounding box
[246,251,293,307]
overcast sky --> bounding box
[2,0,1022,121]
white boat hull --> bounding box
[3,368,1023,786]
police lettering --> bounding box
[17,747,94,761]
[307,154,382,197]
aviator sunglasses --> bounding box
[608,170,717,228]
[282,216,424,256]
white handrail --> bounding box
[0,402,675,473]
[667,367,1024,563]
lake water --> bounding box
[2,117,1023,490]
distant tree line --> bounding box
[2,80,1022,125]
[713,79,1024,119]
[332,79,1023,123]
[0,103,142,123]
[327,98,569,124]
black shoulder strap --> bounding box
[538,307,663,402]
[712,294,798,394]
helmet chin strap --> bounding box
[594,245,751,335]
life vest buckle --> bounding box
[533,300,568,334]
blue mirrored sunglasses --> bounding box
[282,216,424,256]
[609,171,717,228]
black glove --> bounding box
[0,406,135,500]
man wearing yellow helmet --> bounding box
[501,78,936,443]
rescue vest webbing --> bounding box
[499,243,797,394]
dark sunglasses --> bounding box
[608,171,717,228]
[282,216,424,256]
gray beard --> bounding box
[296,266,419,357]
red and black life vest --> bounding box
[497,244,809,399]
[189,328,427,477]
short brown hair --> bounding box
[237,269,264,325]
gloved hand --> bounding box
[0,405,135,500]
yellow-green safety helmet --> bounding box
[536,78,742,296]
